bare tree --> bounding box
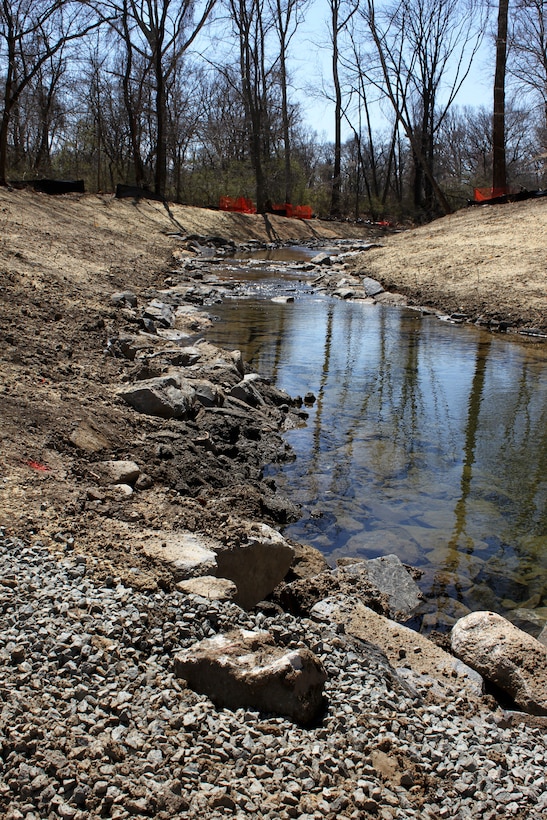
[359,0,485,216]
[327,0,358,217]
[98,0,216,196]
[0,0,101,185]
[229,0,274,212]
[269,0,307,204]
[493,0,509,192]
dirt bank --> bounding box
[347,196,547,334]
[1,189,545,590]
[0,189,380,586]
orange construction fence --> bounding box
[219,196,256,214]
[220,197,312,219]
[473,187,508,202]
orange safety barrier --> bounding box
[286,204,313,219]
[219,196,256,214]
[473,187,508,202]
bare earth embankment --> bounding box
[348,197,547,334]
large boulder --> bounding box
[118,374,196,419]
[174,629,327,724]
[451,610,547,715]
[215,524,295,609]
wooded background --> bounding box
[1,0,544,220]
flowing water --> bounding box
[203,252,547,633]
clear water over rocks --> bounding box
[205,250,547,634]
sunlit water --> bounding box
[204,265,547,633]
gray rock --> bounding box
[143,300,175,328]
[229,381,263,408]
[310,252,332,266]
[333,288,355,300]
[97,460,140,486]
[538,625,547,648]
[192,379,224,407]
[174,629,327,724]
[337,554,422,619]
[451,611,547,714]
[119,374,196,419]
[362,277,384,297]
[215,523,295,609]
[111,291,137,308]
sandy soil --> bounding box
[1,188,545,591]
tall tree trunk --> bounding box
[493,0,509,192]
[330,0,342,217]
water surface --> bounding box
[205,283,547,632]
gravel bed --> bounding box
[1,530,546,819]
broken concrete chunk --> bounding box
[174,629,327,724]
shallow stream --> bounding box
[203,247,547,633]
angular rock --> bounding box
[192,379,224,408]
[174,629,327,724]
[538,624,547,648]
[143,300,175,328]
[176,576,237,601]
[141,531,218,580]
[337,555,422,620]
[451,610,547,714]
[229,380,264,408]
[310,252,332,266]
[333,287,355,300]
[362,276,384,297]
[215,524,295,609]
[119,375,196,419]
[111,291,137,308]
[97,460,140,486]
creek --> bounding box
[203,247,547,634]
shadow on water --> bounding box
[205,269,547,634]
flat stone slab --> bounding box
[174,629,327,724]
[141,532,218,580]
[176,576,237,601]
[311,595,484,701]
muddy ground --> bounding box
[1,188,546,591]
